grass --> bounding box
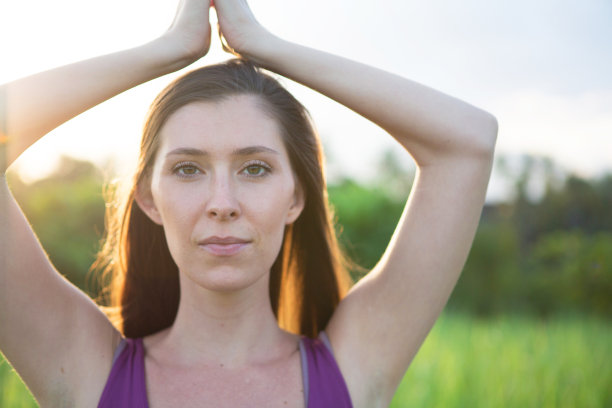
[1,313,610,407]
[0,359,37,408]
[390,313,612,407]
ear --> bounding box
[134,179,163,225]
[286,181,305,225]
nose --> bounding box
[205,175,241,221]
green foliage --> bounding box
[328,178,406,277]
[390,313,612,408]
[5,153,611,317]
[327,149,413,279]
[523,231,612,316]
[448,155,612,318]
[448,220,521,315]
[7,157,106,294]
[327,153,612,319]
[501,155,612,243]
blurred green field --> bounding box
[2,313,610,407]
[390,313,612,407]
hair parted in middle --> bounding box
[94,59,353,339]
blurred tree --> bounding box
[328,178,405,280]
[327,148,414,279]
[4,152,611,318]
[7,157,105,296]
[448,219,521,316]
[524,231,612,317]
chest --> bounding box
[144,352,306,408]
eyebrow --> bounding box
[165,145,280,158]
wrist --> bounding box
[236,30,285,67]
[141,34,204,76]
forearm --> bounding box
[251,37,497,166]
[2,36,189,168]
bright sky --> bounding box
[2,0,611,202]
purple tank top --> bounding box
[98,332,352,408]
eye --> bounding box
[172,162,202,178]
[241,161,271,178]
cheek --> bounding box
[250,205,288,268]
[249,181,295,225]
[153,182,201,239]
[239,184,293,259]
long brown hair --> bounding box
[94,59,352,339]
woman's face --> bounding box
[138,95,304,293]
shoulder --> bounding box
[66,329,125,407]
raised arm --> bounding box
[3,1,212,167]
[214,1,497,406]
[0,1,211,405]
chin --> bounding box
[181,264,269,294]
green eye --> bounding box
[242,161,271,177]
[173,162,201,178]
[245,165,265,176]
[180,166,199,175]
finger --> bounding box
[217,22,235,55]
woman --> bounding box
[0,0,497,406]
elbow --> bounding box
[479,112,498,154]
[403,109,499,168]
[460,111,498,160]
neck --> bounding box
[151,271,296,368]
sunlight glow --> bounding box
[2,0,611,198]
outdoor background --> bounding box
[1,0,611,406]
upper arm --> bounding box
[325,151,495,406]
[0,179,120,405]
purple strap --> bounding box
[301,333,353,408]
[99,333,352,408]
[98,338,148,408]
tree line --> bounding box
[6,153,612,319]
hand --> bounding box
[213,0,274,62]
[163,0,213,66]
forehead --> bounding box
[158,95,286,155]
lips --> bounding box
[198,236,251,256]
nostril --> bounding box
[207,208,239,219]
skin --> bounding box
[135,97,307,407]
[0,0,497,407]
[137,96,305,359]
[142,98,303,295]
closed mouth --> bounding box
[198,236,251,245]
[198,236,251,256]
